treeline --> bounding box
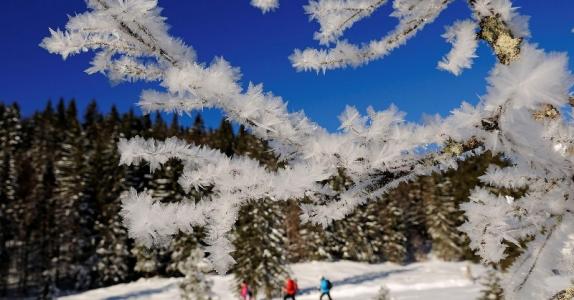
[0,99,494,299]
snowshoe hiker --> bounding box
[320,276,333,300]
[283,277,298,300]
[240,281,253,300]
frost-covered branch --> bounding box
[437,20,478,75]
[290,0,453,72]
[305,0,388,45]
[43,1,574,298]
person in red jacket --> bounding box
[240,281,253,300]
[283,277,298,300]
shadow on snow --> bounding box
[297,267,417,295]
[102,282,177,300]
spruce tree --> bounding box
[0,103,10,296]
[233,199,289,299]
[169,113,210,276]
[186,114,207,145]
[121,109,151,191]
[0,104,23,294]
[178,248,214,300]
[284,199,330,262]
[370,196,407,263]
[403,180,431,262]
[327,208,374,262]
[478,268,504,300]
[210,119,234,157]
[232,126,289,300]
[168,233,202,275]
[52,100,95,290]
[92,105,132,286]
[131,245,161,277]
[28,102,59,298]
[423,175,465,261]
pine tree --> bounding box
[403,181,431,262]
[478,268,504,300]
[0,104,11,296]
[92,105,132,286]
[233,199,289,299]
[178,248,214,300]
[0,104,23,294]
[326,207,374,262]
[372,196,407,263]
[26,102,60,298]
[121,109,152,191]
[232,126,289,300]
[186,114,207,145]
[210,119,234,157]
[169,113,209,276]
[150,113,185,205]
[168,233,201,275]
[423,175,465,261]
[131,245,161,277]
[52,100,95,290]
[0,103,10,296]
[284,199,330,262]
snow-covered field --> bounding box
[60,260,485,300]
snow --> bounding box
[60,260,485,300]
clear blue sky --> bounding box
[1,0,573,130]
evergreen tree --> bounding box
[186,114,207,145]
[52,100,95,290]
[423,175,465,260]
[150,113,185,204]
[0,104,23,294]
[233,199,289,299]
[0,104,25,295]
[232,126,288,300]
[92,105,132,286]
[284,199,330,262]
[178,248,214,300]
[371,197,407,263]
[326,208,374,262]
[478,268,504,300]
[297,220,331,261]
[210,119,234,157]
[121,109,151,191]
[131,245,161,277]
[403,180,431,262]
[0,103,8,296]
[27,102,59,298]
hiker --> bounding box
[240,281,253,300]
[320,276,333,300]
[283,277,298,300]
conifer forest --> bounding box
[0,99,494,298]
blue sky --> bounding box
[1,0,573,130]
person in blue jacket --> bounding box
[319,276,333,300]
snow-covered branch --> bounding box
[437,20,478,75]
[44,0,574,298]
[305,0,388,45]
[290,0,452,72]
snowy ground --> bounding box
[60,260,486,300]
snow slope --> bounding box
[60,260,485,300]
